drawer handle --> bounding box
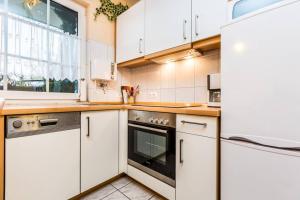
[181,120,207,127]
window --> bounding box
[232,0,283,19]
[0,0,85,99]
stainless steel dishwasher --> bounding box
[5,112,81,200]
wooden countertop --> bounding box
[0,103,221,117]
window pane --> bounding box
[7,56,47,92]
[8,0,47,24]
[7,17,47,60]
[50,0,78,35]
[0,55,4,90]
[0,15,4,54]
[49,64,78,93]
[233,0,283,19]
[0,0,4,10]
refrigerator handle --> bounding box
[224,136,300,152]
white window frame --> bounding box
[0,0,86,100]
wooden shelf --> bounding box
[117,57,153,68]
[192,35,221,52]
[144,43,192,60]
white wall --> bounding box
[88,50,220,103]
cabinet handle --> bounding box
[181,120,207,127]
[179,139,184,164]
[139,38,143,54]
[195,15,199,36]
[183,19,187,40]
[86,116,90,137]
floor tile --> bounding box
[150,195,165,200]
[102,191,129,200]
[119,182,154,200]
[81,185,116,200]
[111,176,133,189]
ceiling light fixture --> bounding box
[24,0,40,9]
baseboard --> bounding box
[127,165,175,200]
[69,173,126,200]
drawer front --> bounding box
[176,115,218,138]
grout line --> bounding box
[98,184,118,200]
[101,189,129,200]
[118,191,131,200]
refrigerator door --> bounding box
[221,139,300,200]
[221,0,300,144]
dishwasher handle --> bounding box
[39,119,59,126]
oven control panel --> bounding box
[129,110,176,128]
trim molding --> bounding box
[117,57,153,68]
[192,35,221,52]
[70,173,126,200]
[144,43,192,60]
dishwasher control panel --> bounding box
[6,112,81,139]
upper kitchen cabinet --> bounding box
[192,0,227,42]
[117,0,145,64]
[145,0,192,57]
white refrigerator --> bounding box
[221,1,300,200]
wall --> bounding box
[131,50,220,103]
[86,0,137,102]
[86,0,220,104]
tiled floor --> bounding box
[81,176,166,200]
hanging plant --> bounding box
[94,0,129,21]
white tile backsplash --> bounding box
[195,50,220,87]
[160,88,176,102]
[175,87,195,103]
[195,86,209,103]
[175,59,195,88]
[88,50,220,103]
[160,63,176,89]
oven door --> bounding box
[128,121,175,186]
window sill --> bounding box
[0,91,79,100]
[73,0,91,8]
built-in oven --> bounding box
[128,110,176,187]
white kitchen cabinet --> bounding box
[81,111,119,192]
[176,115,218,200]
[118,110,128,173]
[117,0,145,63]
[192,0,227,42]
[145,0,191,56]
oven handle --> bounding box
[128,123,168,134]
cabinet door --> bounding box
[145,0,191,56]
[176,131,217,200]
[117,0,145,63]
[81,111,119,192]
[192,0,226,42]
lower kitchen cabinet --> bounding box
[81,111,119,192]
[176,115,218,200]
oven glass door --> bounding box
[128,122,175,181]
